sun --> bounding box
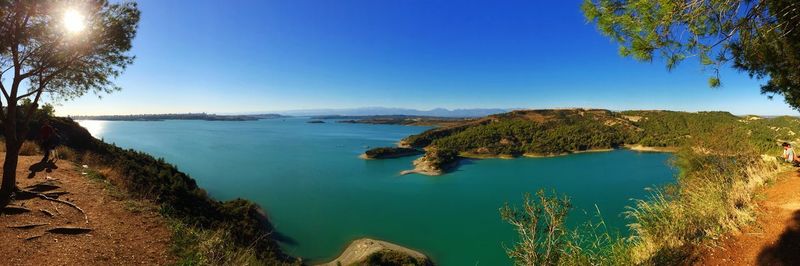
[63,9,85,34]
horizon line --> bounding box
[60,106,799,118]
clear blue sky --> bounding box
[56,0,796,116]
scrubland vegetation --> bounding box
[11,107,799,265]
[399,109,800,172]
[363,147,422,159]
[38,117,298,265]
[499,111,795,265]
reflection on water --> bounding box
[76,120,106,137]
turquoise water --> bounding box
[78,118,676,265]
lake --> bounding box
[78,117,676,265]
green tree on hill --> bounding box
[582,0,800,108]
[0,0,140,203]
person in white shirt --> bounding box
[782,142,798,165]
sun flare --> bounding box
[63,9,85,33]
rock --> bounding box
[402,149,460,176]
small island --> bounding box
[307,120,326,124]
[360,147,423,159]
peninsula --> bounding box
[363,109,800,175]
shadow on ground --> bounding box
[757,210,800,265]
[26,160,58,179]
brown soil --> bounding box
[698,170,800,266]
[0,153,174,265]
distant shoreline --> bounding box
[460,147,675,160]
[72,113,287,122]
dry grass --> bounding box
[502,125,791,265]
[623,137,785,263]
[54,146,77,161]
[18,141,40,155]
[170,221,262,266]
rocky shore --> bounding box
[400,149,460,176]
[318,238,431,266]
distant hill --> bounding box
[310,115,475,127]
[279,107,509,117]
[377,109,800,175]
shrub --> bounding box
[502,123,788,265]
[54,146,76,161]
[500,190,633,266]
[18,141,40,155]
[500,190,572,265]
[620,125,784,263]
[170,221,262,266]
[360,250,432,266]
[38,117,297,265]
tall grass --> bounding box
[170,221,263,266]
[18,140,40,155]
[625,141,783,263]
[502,125,788,265]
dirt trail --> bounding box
[699,170,800,265]
[0,153,174,265]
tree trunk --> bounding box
[0,105,18,205]
[0,141,19,200]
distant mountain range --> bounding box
[276,107,510,117]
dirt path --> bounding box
[699,170,800,265]
[0,153,174,265]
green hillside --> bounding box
[393,109,800,173]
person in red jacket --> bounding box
[38,120,56,162]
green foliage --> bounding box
[407,109,633,157]
[405,109,800,162]
[403,109,800,180]
[494,110,792,264]
[364,147,422,159]
[356,250,432,266]
[413,148,461,172]
[582,0,800,109]
[624,140,782,263]
[402,122,478,148]
[620,110,741,147]
[500,190,634,266]
[434,117,628,155]
[0,0,141,202]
